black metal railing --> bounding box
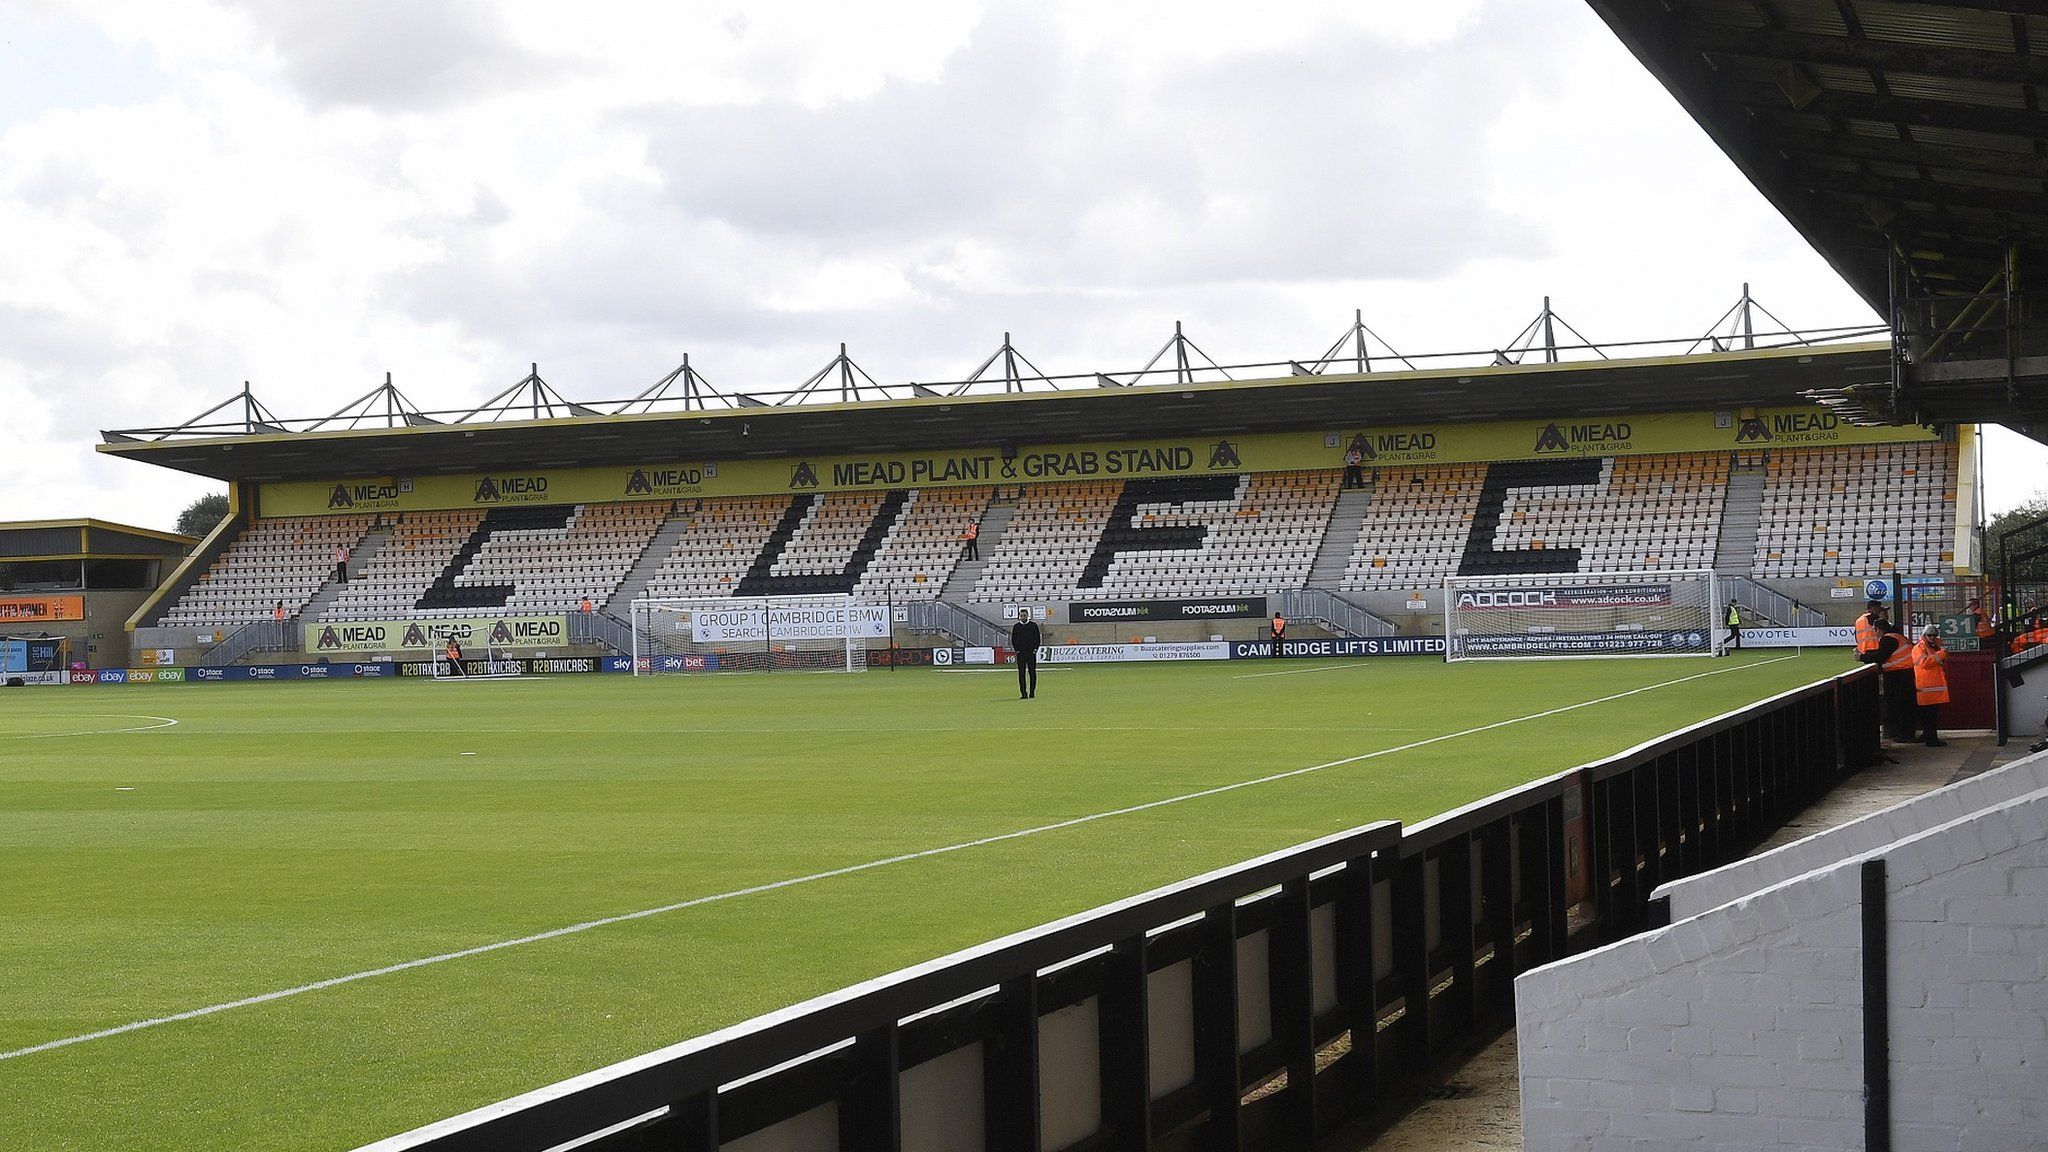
[360,667,1878,1152]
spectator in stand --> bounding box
[1341,440,1366,490]
[1912,624,1949,748]
[334,544,349,584]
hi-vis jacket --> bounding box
[1912,640,1949,706]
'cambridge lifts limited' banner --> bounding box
[305,615,568,653]
[260,406,1936,516]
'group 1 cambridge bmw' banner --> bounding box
[257,405,1937,517]
[684,602,891,643]
[305,615,568,654]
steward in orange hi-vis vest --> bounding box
[1912,638,1949,705]
[1853,603,1884,659]
[1911,627,1948,747]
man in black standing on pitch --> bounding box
[1011,613,1042,699]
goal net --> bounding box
[1444,570,1724,661]
[631,594,886,674]
[431,639,524,680]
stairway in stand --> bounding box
[299,527,389,623]
[939,496,1016,601]
[1713,453,1768,575]
[605,505,691,612]
[1305,484,1374,588]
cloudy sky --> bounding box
[3,0,2043,530]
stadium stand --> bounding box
[1342,464,1482,591]
[157,514,372,626]
[630,489,986,603]
[968,471,1338,602]
[1494,454,1727,572]
[638,496,791,602]
[1344,454,1729,588]
[1752,442,1957,579]
[321,510,484,622]
[145,446,1963,629]
[854,486,992,602]
[413,501,668,617]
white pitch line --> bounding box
[1232,660,1383,679]
[0,654,1794,1063]
[10,715,180,740]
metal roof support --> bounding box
[307,373,438,431]
[1126,321,1232,386]
[1304,309,1417,375]
[1687,284,1815,354]
[1495,297,1607,365]
[616,354,732,414]
[157,381,288,440]
[951,333,1058,396]
[782,344,886,406]
[458,364,601,423]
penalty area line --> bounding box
[0,653,1794,1064]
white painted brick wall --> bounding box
[1655,750,2048,921]
[1518,784,2048,1151]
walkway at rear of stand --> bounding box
[1333,733,2030,1152]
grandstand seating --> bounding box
[322,510,485,622]
[1342,465,1482,592]
[414,502,668,617]
[638,495,806,601]
[856,486,992,601]
[1343,454,1729,589]
[157,514,373,626]
[147,443,1966,633]
[1751,442,1956,578]
[634,488,991,604]
[970,471,1337,602]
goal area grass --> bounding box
[0,652,1843,1150]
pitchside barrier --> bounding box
[361,667,1881,1152]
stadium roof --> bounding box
[95,342,1892,484]
[0,519,194,561]
[1588,0,2048,438]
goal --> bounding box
[1444,570,1725,661]
[432,639,524,680]
[631,594,887,674]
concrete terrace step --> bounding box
[1713,457,1767,574]
[941,501,1014,601]
[606,508,691,612]
[1306,485,1374,588]
[301,527,388,623]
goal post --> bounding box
[630,594,886,674]
[430,637,524,680]
[1443,570,1725,661]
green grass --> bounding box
[0,652,1842,1150]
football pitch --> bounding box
[1,652,1841,1151]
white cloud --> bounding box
[0,0,2042,531]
